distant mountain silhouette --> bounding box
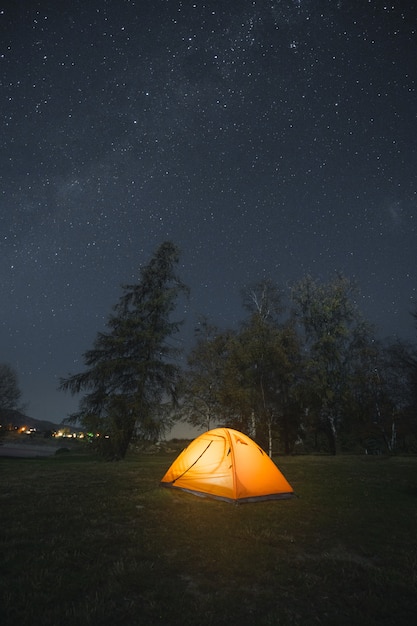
[0,408,74,433]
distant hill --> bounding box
[0,408,77,433]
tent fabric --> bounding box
[160,428,294,503]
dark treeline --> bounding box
[2,242,416,458]
[182,275,417,457]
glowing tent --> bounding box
[160,428,294,503]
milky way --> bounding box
[1,1,416,423]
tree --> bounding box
[291,274,374,454]
[404,306,417,415]
[374,340,415,452]
[345,332,417,454]
[220,280,303,455]
[0,364,22,436]
[390,306,417,451]
[60,241,188,459]
[340,334,396,452]
[181,318,234,431]
[241,279,285,322]
[0,363,21,411]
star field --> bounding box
[1,0,416,423]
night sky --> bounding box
[2,0,416,426]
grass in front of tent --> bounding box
[1,450,416,625]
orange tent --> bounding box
[160,428,294,503]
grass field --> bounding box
[1,448,416,625]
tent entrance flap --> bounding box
[170,441,213,484]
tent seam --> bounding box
[226,428,238,499]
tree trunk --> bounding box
[326,415,337,455]
[250,409,256,440]
[268,420,272,458]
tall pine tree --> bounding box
[60,241,188,458]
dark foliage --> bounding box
[60,241,188,459]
